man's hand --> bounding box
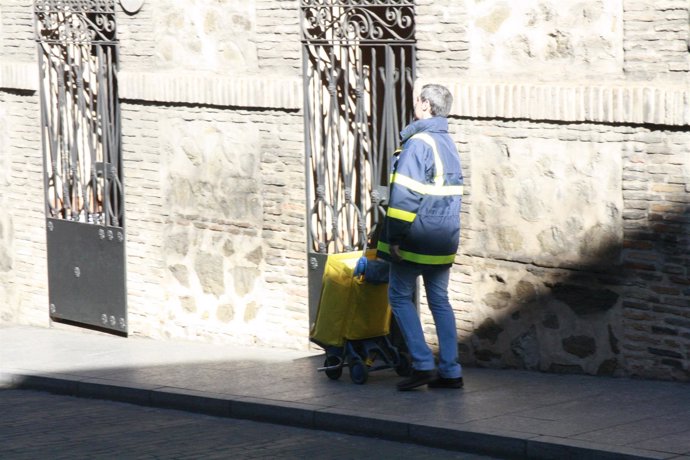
[390,244,403,263]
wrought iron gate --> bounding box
[300,0,415,321]
[34,0,127,334]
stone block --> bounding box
[562,335,597,358]
[232,266,260,298]
[194,252,224,296]
[511,326,540,370]
[467,135,623,269]
[551,283,619,316]
[169,264,189,287]
[475,317,505,344]
[483,290,513,310]
[216,302,234,323]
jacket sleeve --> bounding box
[386,139,432,244]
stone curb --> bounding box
[2,372,670,460]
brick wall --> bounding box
[624,0,690,77]
[0,92,11,320]
[116,3,156,70]
[0,3,33,62]
[256,0,301,73]
[0,91,46,326]
[620,129,690,379]
[416,0,470,78]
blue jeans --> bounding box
[388,263,462,379]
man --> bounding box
[377,83,464,391]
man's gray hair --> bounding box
[419,84,453,118]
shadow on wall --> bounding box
[457,202,690,381]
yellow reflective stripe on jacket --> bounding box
[391,172,463,196]
[411,133,444,186]
[377,242,456,265]
[391,173,426,194]
[387,207,416,222]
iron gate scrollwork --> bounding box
[34,0,127,334]
[300,0,416,322]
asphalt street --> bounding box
[1,389,501,460]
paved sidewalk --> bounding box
[1,325,689,460]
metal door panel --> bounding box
[46,218,126,332]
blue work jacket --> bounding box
[376,117,463,267]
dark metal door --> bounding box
[300,1,416,322]
[34,1,127,334]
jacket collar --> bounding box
[400,117,448,143]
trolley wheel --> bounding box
[324,355,343,380]
[349,360,369,385]
[395,351,413,377]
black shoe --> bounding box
[396,370,436,391]
[428,376,464,389]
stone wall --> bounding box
[122,104,307,348]
[416,0,690,381]
[448,120,689,380]
[117,1,307,347]
[0,1,308,349]
[624,0,690,77]
[153,0,258,73]
[0,1,688,380]
[466,0,624,80]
